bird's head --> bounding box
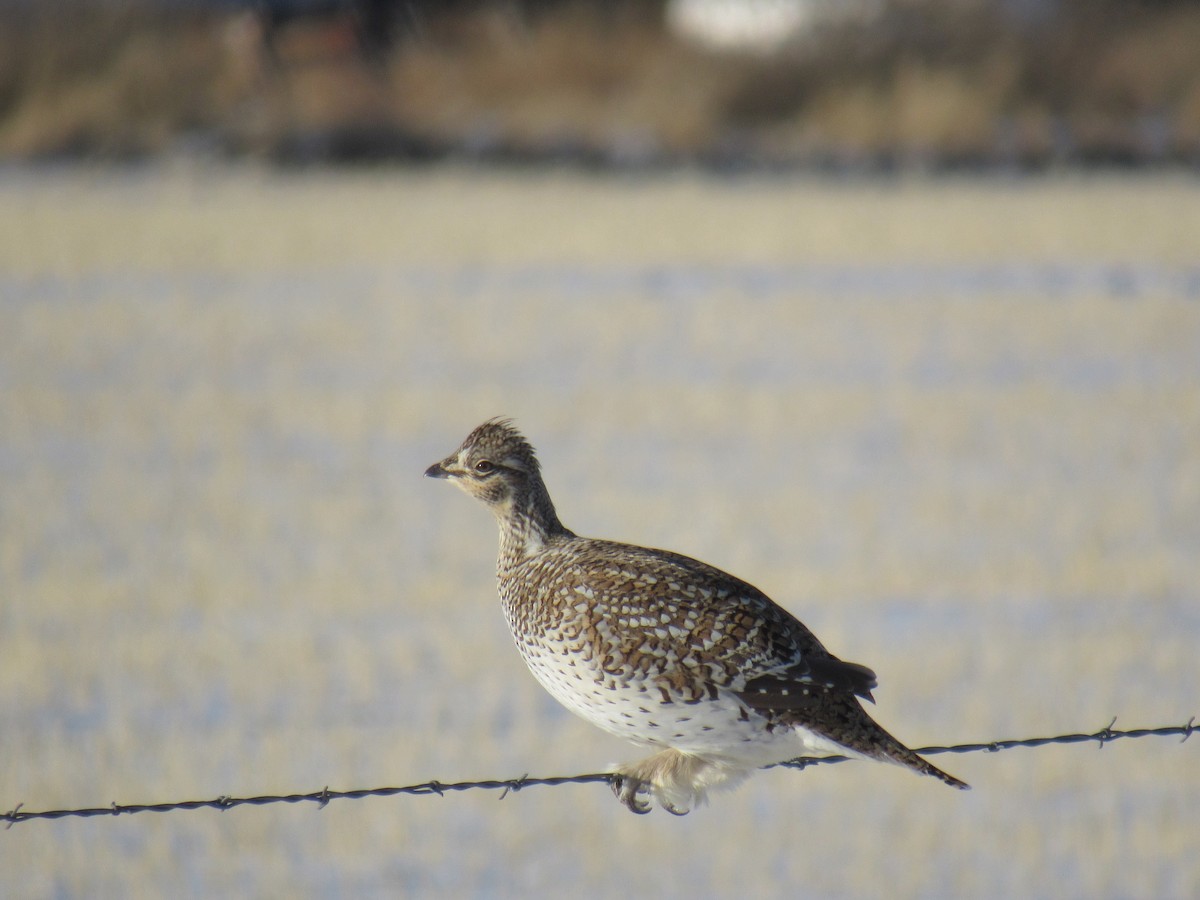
[424,417,543,514]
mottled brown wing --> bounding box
[568,539,873,704]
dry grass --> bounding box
[387,6,739,155]
[3,1,1200,164]
[0,3,256,158]
[1,168,1198,897]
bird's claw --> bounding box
[661,799,689,816]
[611,774,653,815]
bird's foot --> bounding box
[660,798,690,816]
[610,770,693,815]
[610,773,652,815]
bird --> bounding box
[425,418,968,815]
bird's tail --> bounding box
[878,737,970,790]
[833,708,970,790]
[782,695,971,790]
[901,749,970,789]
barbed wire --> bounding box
[4,716,1193,828]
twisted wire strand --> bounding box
[4,717,1193,827]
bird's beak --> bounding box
[424,461,451,479]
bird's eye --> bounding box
[473,460,495,475]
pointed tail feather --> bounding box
[883,743,970,790]
[911,753,970,789]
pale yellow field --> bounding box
[1,168,1198,898]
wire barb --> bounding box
[499,774,530,800]
[4,803,22,830]
[1095,716,1119,749]
[3,718,1194,827]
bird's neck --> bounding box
[495,478,571,570]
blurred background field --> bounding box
[1,168,1198,897]
[3,0,1200,169]
[2,0,1199,896]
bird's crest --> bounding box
[461,417,541,475]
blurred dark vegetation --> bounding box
[1,0,1198,169]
